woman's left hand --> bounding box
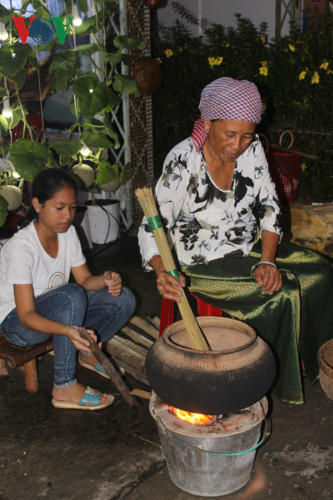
[103,271,122,297]
[254,264,282,295]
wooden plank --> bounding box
[121,326,153,349]
[148,316,161,330]
[107,337,147,361]
[130,388,151,399]
[106,344,146,373]
[111,336,148,357]
[129,316,159,340]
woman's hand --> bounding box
[103,271,122,297]
[254,264,282,295]
[156,270,186,302]
[66,327,101,351]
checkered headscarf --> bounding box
[191,77,262,151]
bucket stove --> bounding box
[149,391,268,497]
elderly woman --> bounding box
[138,77,333,405]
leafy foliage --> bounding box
[0,0,145,225]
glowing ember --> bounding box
[170,407,215,425]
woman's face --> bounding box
[33,186,77,234]
[205,119,256,163]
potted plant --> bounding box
[0,0,146,238]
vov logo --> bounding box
[12,17,73,45]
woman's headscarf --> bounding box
[191,77,263,151]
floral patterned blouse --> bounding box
[138,135,282,268]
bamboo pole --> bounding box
[135,187,211,351]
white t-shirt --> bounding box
[0,222,86,323]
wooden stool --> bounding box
[0,333,53,394]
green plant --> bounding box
[0,0,146,225]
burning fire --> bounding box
[170,407,215,426]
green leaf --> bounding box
[28,57,41,70]
[0,43,32,79]
[49,50,80,91]
[112,75,140,96]
[10,68,28,89]
[0,195,8,227]
[119,162,134,184]
[74,16,98,36]
[81,119,113,148]
[0,4,12,23]
[103,52,133,65]
[75,43,100,55]
[113,35,147,51]
[0,115,9,136]
[8,108,26,130]
[72,73,120,115]
[9,139,51,181]
[78,0,89,14]
[96,162,119,185]
[50,139,82,156]
[103,113,120,149]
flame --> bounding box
[170,407,215,425]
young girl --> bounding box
[0,168,136,410]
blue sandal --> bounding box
[52,387,114,410]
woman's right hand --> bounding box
[156,270,186,303]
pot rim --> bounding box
[162,316,257,355]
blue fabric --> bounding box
[0,283,136,387]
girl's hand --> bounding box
[254,264,282,295]
[103,271,122,297]
[66,327,102,351]
[156,270,186,302]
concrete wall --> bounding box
[157,0,288,40]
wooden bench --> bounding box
[0,333,53,394]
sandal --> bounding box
[79,359,125,378]
[52,386,114,410]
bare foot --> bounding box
[52,383,109,405]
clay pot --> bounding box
[145,316,276,414]
[130,57,162,97]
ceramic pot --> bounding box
[145,316,276,414]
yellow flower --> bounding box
[164,49,173,58]
[327,69,333,75]
[319,61,329,70]
[208,56,223,68]
[300,163,307,172]
[299,70,307,80]
[260,60,268,67]
[259,65,268,76]
[261,35,266,44]
[289,43,296,52]
[155,57,162,64]
[311,71,320,84]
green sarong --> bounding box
[182,242,333,405]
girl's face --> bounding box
[32,186,77,234]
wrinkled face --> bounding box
[33,186,77,234]
[205,119,256,163]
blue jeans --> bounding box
[0,283,136,388]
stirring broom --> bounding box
[135,187,210,351]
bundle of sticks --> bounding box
[135,187,210,351]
